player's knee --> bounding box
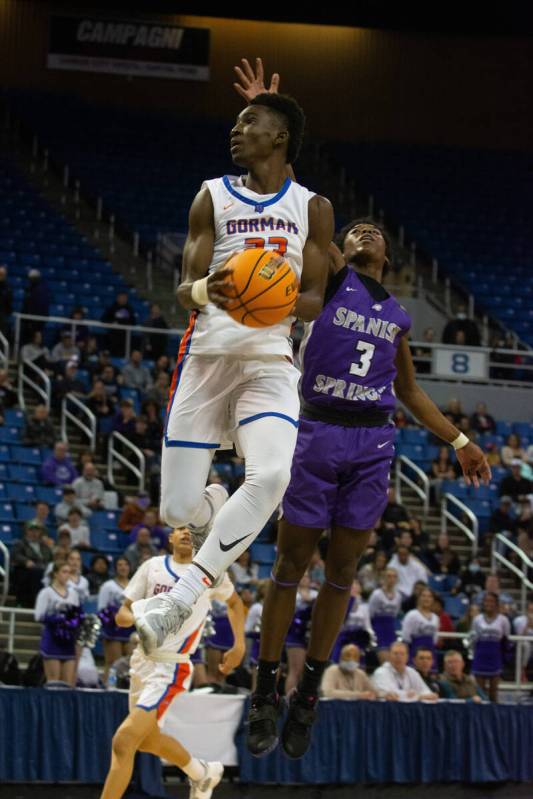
[255,462,292,503]
[112,726,138,759]
[273,551,308,584]
[160,491,199,528]
[325,560,358,588]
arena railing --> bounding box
[441,493,479,557]
[395,455,430,520]
[491,533,533,614]
[0,542,10,607]
[17,358,51,410]
[13,313,185,362]
[0,330,9,370]
[409,340,533,386]
[107,431,145,493]
[61,392,97,453]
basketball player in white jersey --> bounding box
[135,79,334,652]
[100,526,245,799]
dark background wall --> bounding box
[0,1,531,149]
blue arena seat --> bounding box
[5,483,37,503]
[35,485,63,504]
[10,446,42,466]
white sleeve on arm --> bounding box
[368,589,380,617]
[371,667,395,697]
[401,611,415,643]
[34,588,49,621]
[410,668,431,697]
[97,582,111,611]
[123,560,150,602]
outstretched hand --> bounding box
[233,57,280,102]
[456,441,492,488]
[219,644,245,675]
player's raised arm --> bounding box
[219,590,246,675]
[176,187,234,311]
[393,336,491,487]
[294,195,335,322]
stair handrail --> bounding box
[441,493,479,557]
[0,541,10,608]
[0,330,9,369]
[17,357,51,410]
[0,605,36,653]
[491,533,533,613]
[395,455,430,520]
[107,431,145,492]
[61,393,97,453]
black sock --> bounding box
[298,657,328,699]
[255,659,280,697]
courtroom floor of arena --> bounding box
[3,784,533,799]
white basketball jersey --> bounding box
[187,175,315,358]
[124,555,233,656]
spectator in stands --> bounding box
[58,508,91,549]
[55,484,91,524]
[382,486,410,526]
[22,268,50,341]
[70,306,89,347]
[439,651,486,701]
[490,333,516,381]
[0,369,17,408]
[145,371,170,407]
[500,434,526,468]
[387,546,428,600]
[142,303,169,361]
[308,549,326,588]
[118,492,150,532]
[122,349,153,393]
[73,462,105,511]
[42,442,78,486]
[23,403,56,447]
[101,291,136,356]
[433,594,454,648]
[457,414,477,442]
[88,349,120,381]
[444,397,463,424]
[87,553,110,595]
[470,402,496,435]
[426,532,461,576]
[457,557,485,598]
[471,592,510,702]
[11,521,53,607]
[411,326,434,374]
[141,399,164,449]
[20,329,51,370]
[86,378,117,424]
[489,495,516,539]
[52,361,86,409]
[52,529,72,562]
[429,445,457,504]
[151,354,171,381]
[372,641,438,701]
[358,549,388,594]
[51,331,80,368]
[229,550,259,591]
[129,508,168,551]
[127,415,158,468]
[442,304,480,346]
[499,459,532,502]
[112,399,137,438]
[413,647,442,695]
[124,526,158,571]
[401,579,428,613]
[0,264,12,338]
[408,516,430,555]
[321,643,376,700]
[80,335,99,371]
[472,574,514,614]
[484,442,502,468]
[24,501,53,543]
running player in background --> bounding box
[134,63,334,654]
[100,527,245,799]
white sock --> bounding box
[169,563,211,606]
[182,756,206,781]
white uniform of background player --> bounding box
[126,555,234,715]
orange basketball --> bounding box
[221,248,299,328]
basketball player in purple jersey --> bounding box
[236,60,492,758]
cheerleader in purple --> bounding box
[472,592,511,702]
[401,586,439,665]
[34,561,80,685]
[368,567,402,658]
[97,556,133,685]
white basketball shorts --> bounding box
[129,648,192,724]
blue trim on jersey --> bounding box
[164,438,221,448]
[238,411,299,428]
[222,175,292,209]
[164,555,180,581]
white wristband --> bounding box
[451,432,469,450]
[190,276,209,307]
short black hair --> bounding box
[249,93,305,164]
[414,646,434,657]
[337,217,393,264]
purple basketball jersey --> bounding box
[300,268,411,415]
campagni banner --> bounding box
[47,15,210,80]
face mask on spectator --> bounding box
[339,660,357,673]
[469,563,480,573]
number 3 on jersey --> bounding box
[350,340,375,377]
[245,236,288,255]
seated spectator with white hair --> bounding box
[23,404,56,448]
[73,462,105,511]
[387,545,428,599]
[321,644,376,700]
[439,650,487,701]
[371,641,438,701]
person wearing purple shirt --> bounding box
[129,508,169,551]
[41,441,78,486]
